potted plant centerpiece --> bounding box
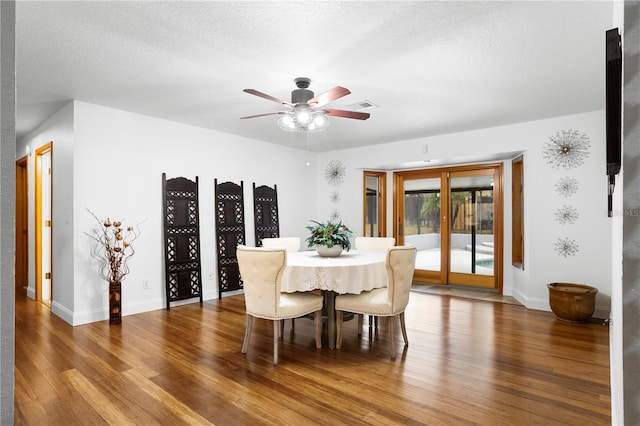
[305,220,354,257]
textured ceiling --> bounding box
[16,1,614,153]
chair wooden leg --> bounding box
[400,312,408,345]
[314,311,322,349]
[357,314,363,336]
[336,310,343,349]
[273,321,280,365]
[369,315,379,329]
[388,316,396,359]
[280,319,284,337]
[242,314,253,353]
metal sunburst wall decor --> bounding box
[555,177,579,197]
[555,205,579,225]
[554,237,579,257]
[542,130,591,169]
[330,191,341,204]
[325,160,346,187]
[330,209,340,221]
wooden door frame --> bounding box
[446,166,503,291]
[15,155,28,290]
[35,142,52,302]
[362,171,387,237]
[393,169,448,284]
[393,163,503,293]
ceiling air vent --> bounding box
[344,100,378,111]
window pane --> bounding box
[449,175,494,275]
[403,177,441,272]
[365,175,379,236]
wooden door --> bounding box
[15,156,28,290]
[394,163,503,292]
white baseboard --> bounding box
[511,287,609,320]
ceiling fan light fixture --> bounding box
[277,109,329,133]
[279,113,295,128]
[244,78,366,133]
[314,113,328,126]
[295,107,312,124]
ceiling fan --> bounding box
[241,77,370,132]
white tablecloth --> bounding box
[281,250,387,294]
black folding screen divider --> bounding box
[162,178,278,301]
[161,174,203,309]
[214,179,246,298]
[253,183,279,247]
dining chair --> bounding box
[261,237,302,331]
[262,237,301,252]
[355,236,396,250]
[355,236,396,329]
[237,245,323,365]
[335,246,417,359]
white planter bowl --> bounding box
[316,244,343,257]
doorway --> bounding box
[35,143,52,306]
[394,163,503,292]
[15,156,28,291]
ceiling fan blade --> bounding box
[307,86,351,107]
[240,111,283,119]
[324,109,370,120]
[243,89,294,107]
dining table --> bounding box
[281,249,388,349]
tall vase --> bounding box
[109,281,122,324]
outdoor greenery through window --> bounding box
[394,164,501,290]
[403,190,441,236]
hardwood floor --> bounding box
[14,288,610,425]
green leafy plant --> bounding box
[305,220,354,252]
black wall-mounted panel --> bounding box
[162,174,203,309]
[215,179,245,297]
[253,183,279,246]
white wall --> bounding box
[18,100,319,325]
[620,2,640,424]
[18,100,612,324]
[0,1,15,421]
[603,4,624,425]
[316,110,611,318]
[17,102,75,322]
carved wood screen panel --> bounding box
[162,174,203,309]
[215,179,246,298]
[253,183,279,247]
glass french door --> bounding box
[394,164,502,291]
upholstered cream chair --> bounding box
[355,236,396,328]
[335,246,416,359]
[262,237,301,252]
[261,237,302,331]
[355,236,396,250]
[237,245,323,365]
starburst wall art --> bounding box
[542,130,591,170]
[324,160,346,187]
[330,191,341,204]
[554,237,579,257]
[555,205,579,225]
[555,177,579,197]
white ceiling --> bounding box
[16,1,614,153]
